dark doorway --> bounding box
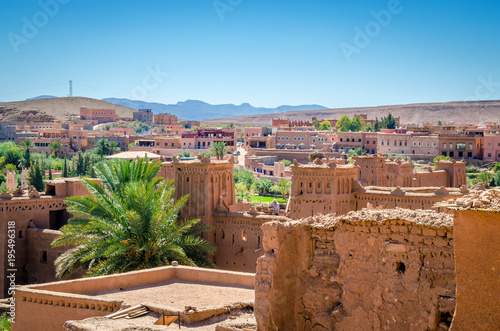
[49,210,67,230]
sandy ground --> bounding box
[65,309,257,330]
[89,279,255,309]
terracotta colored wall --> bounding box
[213,214,269,273]
[450,210,500,330]
[256,217,455,330]
[413,171,449,187]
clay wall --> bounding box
[213,214,278,273]
[25,228,85,286]
[255,210,455,330]
[413,170,449,187]
[386,162,413,187]
[288,163,358,219]
[451,210,500,330]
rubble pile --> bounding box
[449,188,500,210]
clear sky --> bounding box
[1,0,499,108]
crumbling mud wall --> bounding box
[255,209,455,331]
[448,189,500,330]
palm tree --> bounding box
[277,178,291,199]
[96,138,110,157]
[108,141,120,155]
[51,158,215,279]
[22,139,36,168]
[49,141,63,158]
[210,141,230,160]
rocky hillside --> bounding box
[0,97,137,122]
[202,100,500,127]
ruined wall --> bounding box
[255,209,455,331]
[213,213,283,273]
[451,209,500,330]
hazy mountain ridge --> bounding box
[202,100,500,126]
[102,98,328,121]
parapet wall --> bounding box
[255,209,455,331]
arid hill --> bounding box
[202,100,500,127]
[0,97,137,122]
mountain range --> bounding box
[101,98,328,121]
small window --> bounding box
[41,251,48,264]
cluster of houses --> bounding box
[1,108,500,163]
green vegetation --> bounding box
[280,159,292,167]
[318,120,332,131]
[0,313,11,331]
[272,178,291,198]
[433,155,450,167]
[336,114,366,132]
[22,138,36,168]
[51,158,214,279]
[27,159,45,191]
[236,195,287,204]
[210,141,230,160]
[49,141,63,158]
[134,122,150,134]
[465,165,480,173]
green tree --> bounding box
[312,119,320,130]
[355,148,365,156]
[27,159,44,191]
[0,312,11,331]
[493,163,500,173]
[49,141,63,158]
[365,123,375,132]
[108,141,120,155]
[374,117,381,132]
[234,168,255,191]
[350,115,366,132]
[51,158,215,279]
[5,164,17,172]
[48,165,53,180]
[478,171,493,185]
[336,115,352,132]
[385,113,397,129]
[437,120,443,126]
[62,157,69,177]
[21,139,36,168]
[280,159,292,167]
[210,141,230,160]
[255,178,273,195]
[493,171,500,187]
[433,155,450,167]
[0,142,22,167]
[318,120,332,131]
[276,178,291,198]
[96,138,110,157]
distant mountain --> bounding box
[203,100,500,126]
[26,95,58,100]
[102,98,328,121]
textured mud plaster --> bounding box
[255,209,456,331]
[450,209,500,330]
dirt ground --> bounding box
[90,278,255,309]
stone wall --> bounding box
[255,209,455,331]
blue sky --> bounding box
[1,0,499,108]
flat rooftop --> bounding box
[89,278,254,309]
